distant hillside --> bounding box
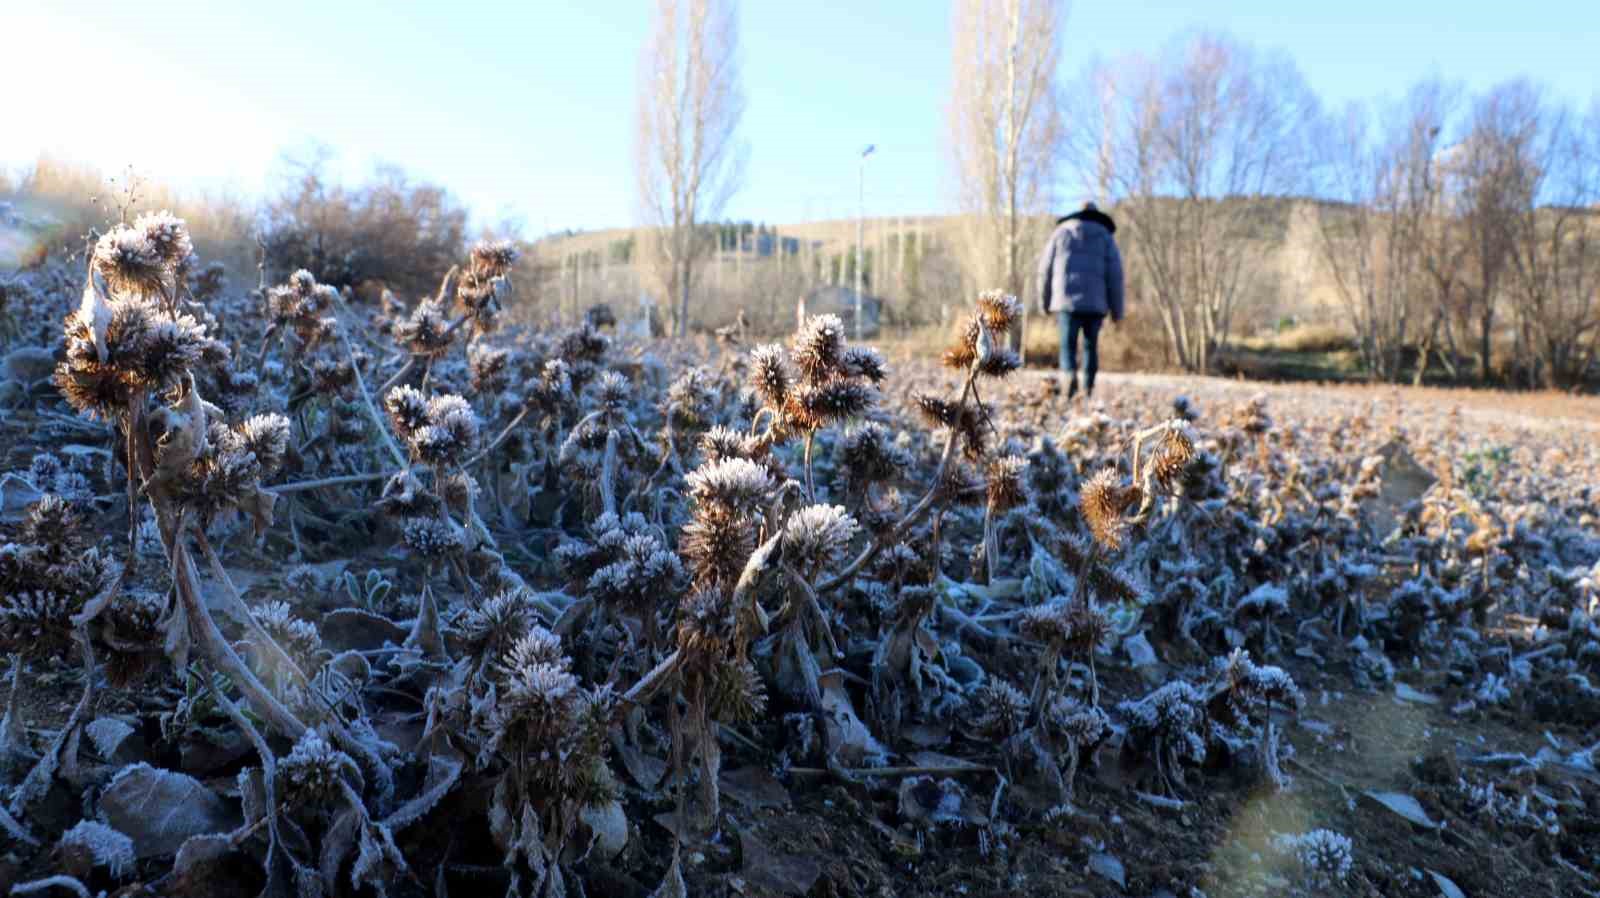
[517,198,1357,339]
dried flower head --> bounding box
[971,679,1031,737]
[792,314,846,383]
[393,299,453,358]
[985,454,1028,512]
[133,210,194,269]
[781,504,859,571]
[237,413,291,476]
[92,225,166,296]
[709,658,767,723]
[279,731,361,808]
[686,457,775,514]
[750,343,792,407]
[976,290,1022,333]
[471,239,519,279]
[402,517,464,561]
[1080,467,1140,551]
[468,344,511,394]
[501,624,567,674]
[837,423,910,490]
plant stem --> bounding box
[271,471,395,494]
[464,406,530,468]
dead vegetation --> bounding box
[0,214,1597,898]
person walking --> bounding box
[1036,200,1124,400]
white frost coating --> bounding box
[59,819,136,878]
[85,718,136,760]
[1271,828,1354,884]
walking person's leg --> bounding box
[1082,314,1104,398]
[1063,313,1083,399]
[1057,311,1072,380]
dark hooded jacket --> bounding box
[1036,207,1124,320]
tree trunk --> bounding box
[1479,308,1494,383]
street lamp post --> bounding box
[856,144,876,341]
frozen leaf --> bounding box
[58,819,135,878]
[1088,852,1126,888]
[1124,632,1159,669]
[0,471,43,517]
[86,718,137,760]
[898,776,982,827]
[579,799,629,861]
[1364,439,1436,537]
[382,751,463,831]
[172,832,235,885]
[651,854,688,898]
[0,802,39,846]
[1394,683,1440,705]
[616,743,668,790]
[1361,790,1438,829]
[321,608,408,651]
[100,763,238,857]
[739,826,822,896]
[719,766,790,810]
[1427,869,1467,898]
[403,583,448,661]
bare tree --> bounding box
[1311,92,1448,381]
[947,0,1065,355]
[1080,33,1317,373]
[1505,96,1600,388]
[634,0,746,338]
[1449,81,1545,382]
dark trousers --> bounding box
[1059,311,1105,390]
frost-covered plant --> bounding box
[1271,829,1353,888]
[1205,649,1302,790]
[747,313,884,501]
[1118,680,1207,796]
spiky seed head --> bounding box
[470,239,519,279]
[425,394,479,452]
[914,393,961,428]
[792,314,846,384]
[976,290,1022,333]
[384,385,430,441]
[709,659,767,723]
[92,225,166,296]
[238,413,291,476]
[593,370,630,414]
[394,299,453,358]
[501,624,567,673]
[497,660,581,751]
[699,426,754,463]
[942,319,980,371]
[971,679,1030,736]
[279,731,360,808]
[676,586,734,657]
[133,210,194,269]
[402,517,463,560]
[23,495,82,552]
[685,457,775,514]
[781,505,859,571]
[840,346,888,383]
[798,379,874,426]
[1080,467,1137,551]
[749,343,791,406]
[468,344,510,393]
[985,455,1028,512]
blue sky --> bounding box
[5,1,1595,236]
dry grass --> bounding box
[883,308,1175,374]
[1232,322,1355,354]
[1,153,258,271]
